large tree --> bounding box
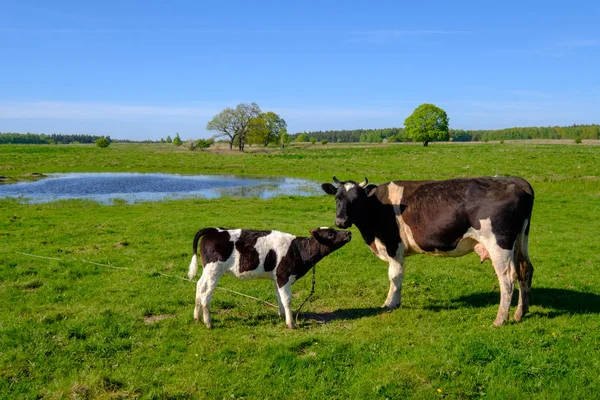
[404,103,449,146]
[247,111,287,146]
[206,102,261,151]
[262,112,287,146]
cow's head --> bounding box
[309,227,352,249]
[321,176,378,229]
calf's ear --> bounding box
[365,184,378,197]
[309,229,317,236]
[321,183,337,195]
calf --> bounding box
[188,227,351,328]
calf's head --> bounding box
[309,227,352,250]
[321,176,377,229]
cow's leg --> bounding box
[491,249,515,326]
[383,257,405,310]
[273,280,285,318]
[196,262,225,328]
[193,272,206,321]
[514,234,534,322]
[276,282,295,329]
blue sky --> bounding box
[1,1,599,141]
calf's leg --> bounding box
[276,282,295,329]
[195,262,225,328]
[194,273,205,321]
[273,281,285,318]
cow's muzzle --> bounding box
[335,218,352,229]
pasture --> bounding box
[1,143,599,399]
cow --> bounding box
[188,227,351,329]
[321,176,534,326]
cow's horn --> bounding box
[333,176,342,185]
[358,177,369,187]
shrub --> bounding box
[295,133,308,142]
[185,138,213,151]
[575,137,582,144]
[321,139,328,145]
[196,138,214,149]
[95,137,110,148]
[172,133,183,146]
[499,139,504,144]
[310,137,316,144]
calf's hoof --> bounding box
[381,302,401,311]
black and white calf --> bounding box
[322,176,535,326]
[188,227,351,328]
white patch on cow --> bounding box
[224,228,242,243]
[399,222,426,255]
[373,238,403,261]
[227,230,296,280]
[387,182,404,205]
[255,230,295,277]
[385,182,420,257]
[344,182,355,191]
[462,218,504,260]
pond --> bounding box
[0,173,322,204]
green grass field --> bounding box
[1,143,599,399]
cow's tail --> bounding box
[188,228,217,280]
[514,182,534,312]
[515,185,534,288]
[514,220,534,288]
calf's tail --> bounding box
[188,228,217,280]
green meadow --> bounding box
[1,143,599,399]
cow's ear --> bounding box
[399,204,408,214]
[321,183,337,195]
[365,184,378,197]
[309,229,317,236]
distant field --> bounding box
[1,143,599,398]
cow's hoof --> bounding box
[205,322,213,329]
[514,309,523,322]
[492,318,506,326]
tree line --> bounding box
[450,124,600,142]
[292,124,599,143]
[292,128,404,143]
[0,133,110,144]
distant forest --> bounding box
[292,124,600,143]
[0,133,109,144]
[2,123,599,145]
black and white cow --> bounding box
[322,176,535,326]
[188,227,351,328]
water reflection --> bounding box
[0,173,322,204]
